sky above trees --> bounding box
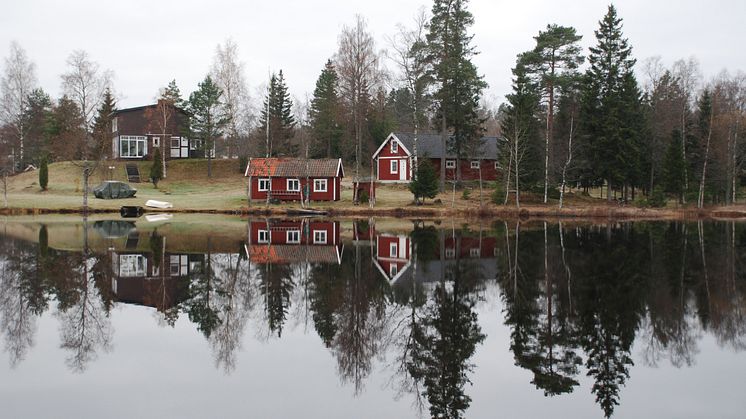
[1,0,743,108]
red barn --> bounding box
[372,132,502,182]
[245,158,344,202]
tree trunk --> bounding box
[440,115,446,191]
[559,115,574,209]
[504,151,512,206]
[698,112,714,209]
[681,108,688,203]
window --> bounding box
[390,264,398,277]
[495,161,500,170]
[313,230,327,244]
[470,248,480,257]
[471,160,480,169]
[153,137,160,147]
[287,230,301,243]
[287,179,300,192]
[258,178,270,192]
[445,248,456,259]
[171,137,180,148]
[120,135,147,158]
[446,160,456,169]
[390,160,399,174]
[258,230,269,243]
[391,140,398,153]
[314,179,328,192]
[119,254,147,277]
[112,117,117,132]
[390,242,398,258]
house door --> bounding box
[400,159,407,181]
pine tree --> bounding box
[521,24,584,203]
[163,79,185,108]
[259,70,296,157]
[409,159,439,204]
[427,0,487,185]
[20,88,52,164]
[92,88,116,158]
[308,60,343,158]
[187,75,230,178]
[150,147,163,188]
[579,5,641,201]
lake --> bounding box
[0,215,744,418]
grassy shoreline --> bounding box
[2,159,745,220]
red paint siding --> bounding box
[376,137,411,182]
[249,176,340,201]
[430,158,500,181]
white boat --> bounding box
[145,213,173,222]
[145,199,173,209]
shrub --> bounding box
[647,186,667,208]
[39,156,48,191]
[461,188,471,200]
[359,189,369,204]
[150,148,164,188]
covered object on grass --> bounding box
[93,181,137,199]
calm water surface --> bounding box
[0,216,744,418]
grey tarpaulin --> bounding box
[93,181,137,199]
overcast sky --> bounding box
[1,0,744,111]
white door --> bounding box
[400,159,407,181]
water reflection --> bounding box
[0,217,745,417]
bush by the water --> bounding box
[39,156,48,191]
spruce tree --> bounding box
[187,75,229,178]
[427,0,487,185]
[163,79,185,108]
[308,60,343,158]
[92,88,117,158]
[259,70,296,157]
[409,159,439,204]
[662,130,686,202]
[579,5,641,201]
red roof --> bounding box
[245,158,344,178]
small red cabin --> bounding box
[245,158,344,202]
[372,132,502,183]
[245,220,343,264]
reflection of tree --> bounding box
[576,226,647,418]
[55,218,112,373]
[257,261,295,337]
[184,244,221,338]
[208,251,252,373]
[408,282,484,419]
[309,262,344,347]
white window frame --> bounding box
[258,230,269,244]
[495,161,500,170]
[313,230,327,244]
[170,137,181,148]
[390,264,398,277]
[446,160,456,169]
[471,160,480,169]
[119,254,147,277]
[258,178,270,192]
[287,179,300,192]
[313,179,328,192]
[391,140,398,153]
[153,137,160,147]
[470,248,480,257]
[445,248,456,259]
[287,230,301,244]
[390,242,398,258]
[390,160,399,174]
[120,135,148,158]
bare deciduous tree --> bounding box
[0,41,37,169]
[211,38,252,158]
[336,15,384,186]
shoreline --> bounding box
[2,203,745,221]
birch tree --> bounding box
[211,39,251,158]
[336,15,383,185]
[0,41,37,169]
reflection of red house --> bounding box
[246,220,343,264]
[372,132,501,183]
[245,158,344,201]
[373,234,412,282]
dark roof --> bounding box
[391,132,501,159]
[245,158,344,178]
[111,104,188,116]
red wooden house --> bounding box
[372,132,502,182]
[373,233,412,282]
[245,158,344,202]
